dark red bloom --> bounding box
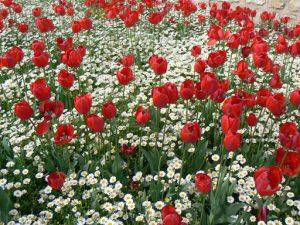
[48,172,65,190]
[121,144,137,157]
[266,93,286,117]
[226,34,240,49]
[116,67,134,85]
[222,96,243,117]
[135,106,151,125]
[32,40,45,53]
[257,88,271,107]
[195,172,212,193]
[86,114,105,133]
[164,82,178,104]
[17,22,28,33]
[53,124,77,145]
[223,132,242,151]
[180,80,194,100]
[58,69,75,88]
[180,122,201,143]
[32,7,42,17]
[149,55,168,75]
[254,166,282,196]
[74,93,92,114]
[80,17,93,30]
[57,37,73,51]
[120,54,134,67]
[36,119,51,136]
[221,115,240,134]
[152,86,169,108]
[275,35,288,54]
[233,60,256,84]
[30,78,51,101]
[60,47,84,68]
[269,74,283,89]
[290,88,300,106]
[32,51,50,68]
[148,12,165,25]
[71,20,81,33]
[191,45,202,57]
[39,100,64,120]
[195,82,206,100]
[14,100,34,120]
[279,122,298,149]
[200,72,218,95]
[246,113,257,127]
[35,17,55,33]
[276,148,300,177]
[194,58,206,74]
[123,10,139,28]
[102,101,117,119]
[207,50,226,68]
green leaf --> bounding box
[0,189,11,223]
[112,153,123,177]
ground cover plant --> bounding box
[0,0,300,224]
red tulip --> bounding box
[135,106,151,125]
[191,45,202,57]
[71,20,81,33]
[180,80,194,100]
[226,34,240,49]
[254,166,282,196]
[200,72,218,95]
[35,17,55,33]
[17,22,28,33]
[290,88,300,106]
[222,96,243,117]
[195,82,206,100]
[152,86,169,108]
[241,46,251,58]
[275,35,288,54]
[80,17,92,30]
[123,10,139,28]
[39,100,64,120]
[279,122,298,149]
[194,58,206,74]
[195,172,212,193]
[116,67,134,85]
[266,93,286,117]
[269,74,283,89]
[276,148,300,177]
[163,213,183,225]
[74,93,92,114]
[223,132,242,151]
[57,37,73,51]
[32,51,50,68]
[164,82,178,104]
[207,50,226,68]
[58,69,75,88]
[148,12,165,25]
[221,115,240,134]
[60,48,84,68]
[86,114,105,133]
[30,78,51,101]
[149,55,168,75]
[102,101,117,119]
[32,40,45,53]
[53,124,77,145]
[232,60,256,84]
[36,119,51,136]
[48,172,65,190]
[246,113,257,127]
[32,7,42,17]
[121,144,137,157]
[14,100,34,120]
[180,122,201,143]
[257,88,271,107]
[120,54,134,67]
[161,205,176,219]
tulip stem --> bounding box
[179,143,189,185]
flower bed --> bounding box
[0,0,300,224]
